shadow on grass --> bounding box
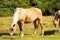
[24,34,31,36]
[0,33,18,36]
[44,30,59,35]
[0,30,59,36]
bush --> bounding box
[0,0,60,17]
[0,8,14,17]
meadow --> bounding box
[0,16,60,40]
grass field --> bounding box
[0,16,60,40]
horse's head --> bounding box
[9,24,16,36]
[53,11,59,28]
[9,24,15,30]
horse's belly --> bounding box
[25,12,37,23]
[25,16,37,23]
[25,19,35,22]
[25,19,34,23]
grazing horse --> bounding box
[9,7,44,37]
[53,10,60,28]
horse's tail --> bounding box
[36,8,42,22]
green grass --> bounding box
[0,16,60,40]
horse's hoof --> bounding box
[41,34,44,36]
[20,35,24,38]
[20,34,24,38]
[9,33,13,36]
[10,34,13,36]
[32,34,35,36]
[40,33,44,36]
[32,33,36,36]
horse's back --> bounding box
[26,7,42,18]
[16,7,42,22]
[25,7,42,22]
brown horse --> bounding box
[53,10,60,28]
[9,7,44,37]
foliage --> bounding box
[0,0,60,16]
[0,8,14,17]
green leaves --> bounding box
[0,8,14,17]
[0,0,60,16]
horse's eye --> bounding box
[11,28,14,31]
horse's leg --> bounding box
[38,19,44,36]
[33,20,38,36]
[18,21,24,38]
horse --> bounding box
[9,7,44,38]
[53,10,60,28]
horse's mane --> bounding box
[15,7,23,11]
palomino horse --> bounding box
[53,10,60,28]
[9,7,44,37]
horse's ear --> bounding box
[15,8,20,11]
